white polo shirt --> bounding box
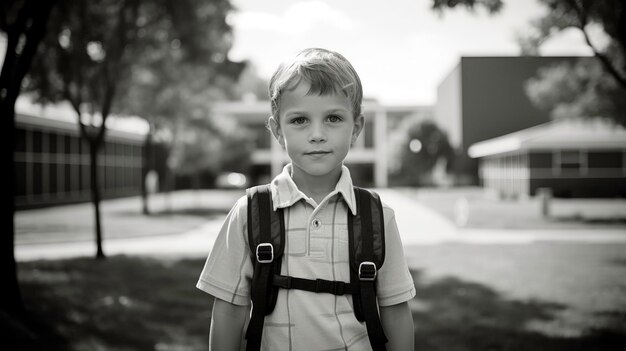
[197,164,415,350]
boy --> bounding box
[197,48,415,350]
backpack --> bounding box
[244,184,388,351]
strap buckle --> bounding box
[256,243,274,263]
[358,261,377,281]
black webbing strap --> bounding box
[348,203,364,322]
[246,187,273,351]
[357,188,388,351]
[273,275,358,296]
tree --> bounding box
[525,56,626,125]
[432,0,626,125]
[26,0,242,258]
[118,41,246,214]
[27,0,143,259]
[0,0,58,318]
[389,117,453,186]
[167,116,253,188]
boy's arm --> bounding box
[380,301,414,351]
[209,298,250,351]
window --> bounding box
[33,131,43,154]
[65,164,72,193]
[49,163,57,195]
[48,133,57,154]
[64,135,72,155]
[588,151,622,169]
[16,129,27,153]
[81,164,90,191]
[15,161,27,196]
[555,150,584,171]
[33,162,43,195]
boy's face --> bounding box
[270,81,364,180]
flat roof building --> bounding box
[436,56,589,184]
[14,97,148,209]
[469,119,626,198]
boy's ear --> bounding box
[351,114,365,146]
[268,116,285,147]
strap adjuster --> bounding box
[273,275,291,289]
[358,261,377,281]
[256,243,274,263]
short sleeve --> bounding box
[375,205,416,307]
[196,196,253,306]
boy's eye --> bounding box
[327,115,342,123]
[290,117,308,125]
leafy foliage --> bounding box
[23,0,244,257]
[27,0,240,117]
[389,117,453,186]
[432,0,626,125]
[432,0,503,14]
[526,55,626,126]
[166,116,253,179]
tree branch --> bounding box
[573,1,626,90]
[0,0,8,32]
[0,1,30,94]
[14,1,57,91]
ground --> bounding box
[8,187,626,350]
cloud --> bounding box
[228,1,357,35]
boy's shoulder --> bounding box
[230,194,249,220]
[379,200,395,214]
[380,200,396,224]
[364,189,396,221]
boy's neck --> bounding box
[290,164,342,204]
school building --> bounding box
[14,98,147,209]
[210,100,432,187]
[468,119,626,198]
[435,56,591,184]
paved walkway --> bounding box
[377,189,626,245]
[15,189,626,261]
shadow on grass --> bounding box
[114,208,230,218]
[410,270,626,351]
[14,256,214,351]
[8,257,626,350]
[609,258,626,268]
[551,216,626,226]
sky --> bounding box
[226,0,595,106]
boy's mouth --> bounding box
[305,150,331,155]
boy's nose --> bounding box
[308,123,326,143]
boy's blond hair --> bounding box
[269,48,363,120]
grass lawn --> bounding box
[12,256,214,351]
[9,243,626,351]
[404,242,626,350]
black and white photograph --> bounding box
[2,0,625,350]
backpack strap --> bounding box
[244,185,387,350]
[245,185,285,351]
[349,187,387,350]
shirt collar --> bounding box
[269,163,358,215]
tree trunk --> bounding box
[0,0,58,319]
[164,169,174,213]
[0,99,23,317]
[141,131,153,215]
[89,141,106,259]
